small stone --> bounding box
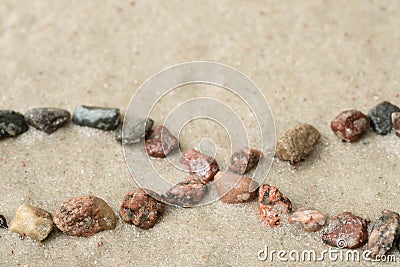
[53,195,116,237]
[258,184,292,227]
[367,210,400,259]
[9,203,53,241]
[322,212,368,249]
[275,123,321,165]
[214,171,258,204]
[368,101,400,135]
[288,208,326,232]
[162,176,209,207]
[330,110,369,142]
[119,188,164,230]
[392,112,400,137]
[25,107,70,134]
[145,126,178,158]
[180,149,219,182]
[0,214,8,229]
[116,118,154,144]
[228,147,262,175]
[0,110,29,139]
[72,105,120,131]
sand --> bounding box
[1,0,399,266]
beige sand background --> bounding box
[1,0,400,266]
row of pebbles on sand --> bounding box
[1,101,400,259]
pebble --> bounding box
[258,184,292,227]
[53,195,116,237]
[214,171,258,204]
[368,101,400,135]
[72,105,120,131]
[115,118,154,144]
[288,208,326,232]
[228,147,262,175]
[180,149,219,182]
[119,188,164,230]
[145,126,178,158]
[0,214,8,229]
[367,210,400,259]
[330,110,369,142]
[0,110,29,139]
[25,107,71,134]
[321,212,368,249]
[9,203,53,241]
[275,123,321,165]
[392,112,400,137]
[162,176,209,207]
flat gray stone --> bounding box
[72,105,120,131]
[116,118,154,144]
[0,110,29,139]
[25,107,70,134]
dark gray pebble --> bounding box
[115,118,154,144]
[72,105,120,131]
[25,107,70,134]
[0,214,7,229]
[0,110,29,139]
[368,101,400,135]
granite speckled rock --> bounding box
[392,112,400,137]
[10,203,54,241]
[53,195,117,237]
[367,210,400,259]
[25,107,70,134]
[368,101,400,135]
[0,110,29,138]
[72,105,120,131]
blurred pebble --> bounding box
[0,110,28,139]
[228,147,262,175]
[115,118,154,144]
[0,214,8,229]
[368,101,400,135]
[145,126,178,158]
[214,171,258,204]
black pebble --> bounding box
[0,110,29,139]
[25,107,71,134]
[0,214,8,229]
[115,118,154,144]
[368,101,400,135]
[72,105,120,131]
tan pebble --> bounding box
[10,203,54,241]
[275,123,321,165]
